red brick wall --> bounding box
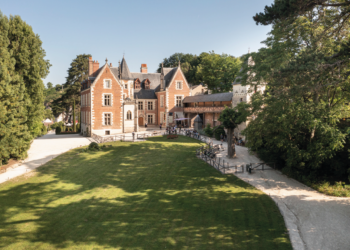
[92,66,123,130]
[167,69,191,125]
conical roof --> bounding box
[120,57,132,79]
[194,115,202,123]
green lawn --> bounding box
[0,136,292,250]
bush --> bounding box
[88,142,100,151]
[41,124,47,135]
[213,125,226,140]
[204,124,214,137]
[55,126,61,134]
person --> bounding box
[220,134,224,143]
[132,131,135,142]
[145,122,147,128]
[160,123,162,130]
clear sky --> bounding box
[1,0,273,87]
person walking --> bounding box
[145,121,147,128]
[220,134,224,143]
[160,123,162,130]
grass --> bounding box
[0,136,292,250]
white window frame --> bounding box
[102,93,113,107]
[147,114,154,124]
[160,112,164,124]
[175,95,184,107]
[104,79,112,89]
[176,81,183,90]
[102,112,113,126]
[147,101,154,111]
[126,110,132,120]
[138,101,143,110]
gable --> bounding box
[167,67,190,90]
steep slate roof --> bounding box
[134,89,157,99]
[120,57,132,79]
[110,67,120,80]
[163,67,177,88]
[183,92,233,103]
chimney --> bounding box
[110,63,113,67]
[93,60,99,76]
[141,64,148,73]
[88,57,93,76]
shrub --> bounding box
[204,124,214,137]
[213,125,226,140]
[88,142,100,151]
[41,124,47,135]
[55,126,61,134]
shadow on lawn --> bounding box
[0,138,291,250]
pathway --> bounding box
[0,132,91,184]
[209,137,350,250]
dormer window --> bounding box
[144,79,151,89]
[134,78,141,89]
[104,79,111,89]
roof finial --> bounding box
[105,58,108,64]
[248,47,250,54]
[178,60,181,67]
[123,51,125,58]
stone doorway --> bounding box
[138,117,144,126]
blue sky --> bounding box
[1,0,273,86]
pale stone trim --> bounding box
[102,112,113,126]
[176,81,183,90]
[104,79,112,89]
[174,94,185,107]
[102,93,113,107]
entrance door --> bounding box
[138,117,144,126]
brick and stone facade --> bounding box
[81,57,191,136]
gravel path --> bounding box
[0,132,91,184]
[210,138,350,250]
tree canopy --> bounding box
[0,12,50,164]
[239,0,350,182]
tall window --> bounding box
[160,95,164,108]
[127,111,132,120]
[138,101,143,110]
[176,96,183,107]
[104,113,111,125]
[148,114,153,124]
[164,113,166,122]
[124,84,128,89]
[176,81,182,90]
[105,80,111,88]
[148,101,153,110]
[104,94,111,106]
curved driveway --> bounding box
[0,132,91,184]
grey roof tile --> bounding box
[183,92,233,103]
[134,89,157,99]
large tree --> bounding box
[199,51,241,93]
[238,1,350,178]
[0,12,31,164]
[7,15,51,137]
[157,52,203,85]
[218,107,246,158]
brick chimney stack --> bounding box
[88,57,100,77]
[141,64,148,73]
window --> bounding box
[145,79,151,89]
[138,101,143,110]
[124,84,128,89]
[104,113,111,125]
[160,112,164,123]
[240,98,243,102]
[160,95,164,108]
[148,114,153,124]
[127,110,132,120]
[135,79,141,89]
[148,101,153,110]
[104,80,111,89]
[176,81,182,90]
[176,96,183,107]
[104,94,111,106]
[105,130,110,135]
[164,113,166,122]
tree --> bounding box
[218,107,246,158]
[47,82,53,89]
[199,51,241,93]
[0,12,31,164]
[8,15,51,138]
[73,99,76,132]
[157,52,204,85]
[238,2,350,179]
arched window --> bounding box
[127,110,132,120]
